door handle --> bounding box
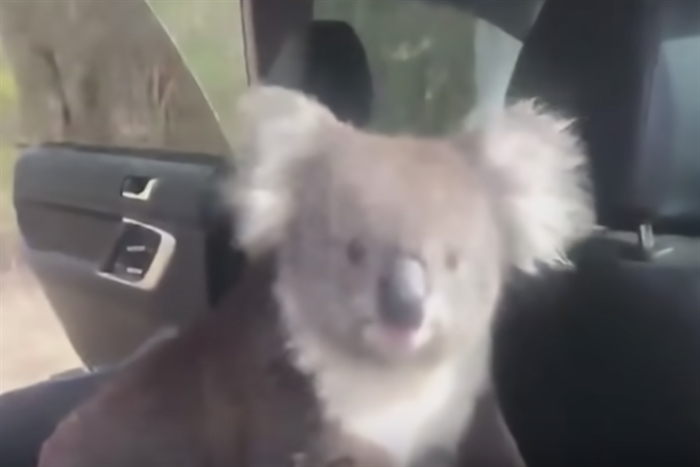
[121,176,158,201]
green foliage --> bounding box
[0,64,17,105]
[0,41,18,103]
[0,43,19,232]
[0,44,18,119]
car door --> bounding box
[0,0,249,369]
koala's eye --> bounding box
[346,239,366,265]
[445,250,461,271]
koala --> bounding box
[38,255,398,467]
[228,86,594,467]
[37,85,592,467]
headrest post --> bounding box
[638,223,655,253]
[636,222,673,261]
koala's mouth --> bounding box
[362,318,434,356]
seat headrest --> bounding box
[265,20,373,127]
[508,0,699,235]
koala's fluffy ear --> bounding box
[459,100,595,273]
[226,86,338,253]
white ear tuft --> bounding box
[463,100,595,273]
[225,86,337,253]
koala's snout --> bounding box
[377,255,428,329]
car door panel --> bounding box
[13,144,242,368]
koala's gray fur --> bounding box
[228,85,594,467]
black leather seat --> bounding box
[495,1,700,465]
[265,20,373,127]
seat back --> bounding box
[496,1,700,465]
[508,0,699,237]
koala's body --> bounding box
[38,85,593,467]
[230,86,594,467]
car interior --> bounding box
[0,0,698,466]
[496,1,700,465]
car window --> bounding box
[660,32,700,220]
[0,0,247,156]
[314,0,522,135]
[146,0,249,154]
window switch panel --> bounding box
[101,220,167,284]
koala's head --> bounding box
[227,86,593,368]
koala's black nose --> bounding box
[378,255,428,329]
